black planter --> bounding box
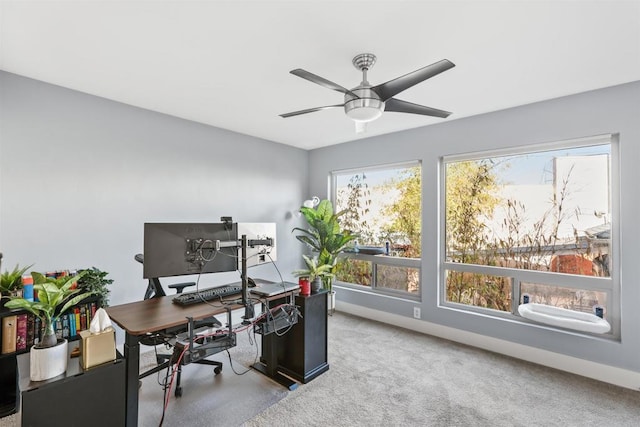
[311,278,323,293]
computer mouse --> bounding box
[247,277,256,287]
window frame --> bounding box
[330,160,422,300]
[439,134,620,338]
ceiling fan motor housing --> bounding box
[344,87,385,122]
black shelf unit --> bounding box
[0,296,100,418]
[254,290,329,387]
[17,343,125,427]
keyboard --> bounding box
[172,284,242,306]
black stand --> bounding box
[252,290,329,388]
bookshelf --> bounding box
[0,296,100,418]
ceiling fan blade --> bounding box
[384,98,451,118]
[279,104,344,118]
[290,69,360,99]
[372,59,455,101]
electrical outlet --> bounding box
[413,307,421,319]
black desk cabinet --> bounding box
[17,344,125,427]
[265,290,330,383]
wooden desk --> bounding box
[106,295,242,427]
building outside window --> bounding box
[332,162,421,298]
[441,135,618,336]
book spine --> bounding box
[34,316,41,346]
[62,315,70,339]
[80,305,87,331]
[1,315,18,354]
[55,318,63,339]
[16,314,28,351]
[75,307,81,334]
[69,313,76,337]
[26,313,35,348]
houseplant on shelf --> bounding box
[0,263,33,302]
[5,270,93,381]
[293,199,357,309]
[77,267,113,308]
[293,255,335,294]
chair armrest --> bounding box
[168,282,196,294]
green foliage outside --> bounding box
[445,158,603,312]
[382,166,422,258]
[445,160,504,308]
[334,167,422,288]
[331,152,607,308]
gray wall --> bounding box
[309,81,640,373]
[0,71,308,313]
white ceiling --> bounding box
[1,1,639,150]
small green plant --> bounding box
[292,255,335,283]
[5,271,93,348]
[0,264,33,294]
[77,267,113,307]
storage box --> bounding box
[79,327,116,369]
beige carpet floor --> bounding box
[244,312,640,427]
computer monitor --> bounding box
[237,223,277,268]
[143,222,238,279]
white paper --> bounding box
[89,307,113,333]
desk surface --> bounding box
[106,295,242,335]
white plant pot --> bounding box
[328,290,336,315]
[30,339,68,381]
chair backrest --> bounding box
[134,254,167,299]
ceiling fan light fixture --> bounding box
[344,98,385,123]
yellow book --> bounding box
[2,315,18,354]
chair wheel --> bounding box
[175,386,182,397]
[214,366,222,375]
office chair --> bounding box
[134,254,224,397]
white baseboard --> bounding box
[337,301,640,391]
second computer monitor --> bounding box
[237,223,277,268]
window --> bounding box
[332,162,421,297]
[441,135,618,335]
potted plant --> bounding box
[5,270,93,381]
[293,255,335,293]
[1,263,33,302]
[293,199,358,291]
[77,267,113,307]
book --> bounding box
[75,307,81,334]
[34,316,41,346]
[26,313,35,348]
[69,313,76,337]
[16,314,28,351]
[80,305,87,331]
[55,318,63,339]
[2,315,18,354]
[62,315,70,339]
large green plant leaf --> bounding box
[4,298,42,318]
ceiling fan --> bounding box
[280,53,455,132]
